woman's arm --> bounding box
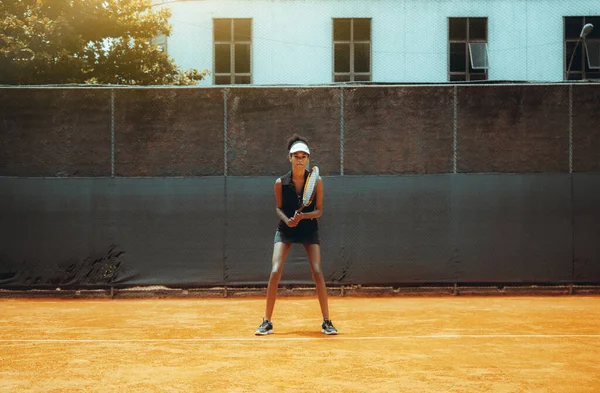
[275,178,298,227]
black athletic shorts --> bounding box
[274,229,320,245]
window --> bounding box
[564,16,600,80]
[333,18,371,82]
[152,34,167,53]
[449,18,488,81]
[213,18,252,85]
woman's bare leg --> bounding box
[304,243,329,319]
[265,242,292,320]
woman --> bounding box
[255,135,338,335]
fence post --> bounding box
[110,88,115,177]
[339,86,345,176]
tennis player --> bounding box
[255,135,338,336]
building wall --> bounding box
[155,0,599,85]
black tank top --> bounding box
[277,170,319,234]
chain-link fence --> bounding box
[1,84,599,292]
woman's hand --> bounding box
[286,212,303,227]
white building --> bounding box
[152,0,600,85]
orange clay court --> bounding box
[1,295,599,393]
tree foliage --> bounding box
[0,0,208,85]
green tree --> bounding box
[0,0,208,85]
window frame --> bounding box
[213,18,252,85]
[332,18,372,83]
[448,17,489,82]
[564,16,600,81]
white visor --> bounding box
[289,142,310,155]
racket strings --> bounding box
[302,167,319,206]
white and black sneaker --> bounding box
[255,319,274,335]
[321,319,338,335]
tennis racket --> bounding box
[296,166,319,214]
